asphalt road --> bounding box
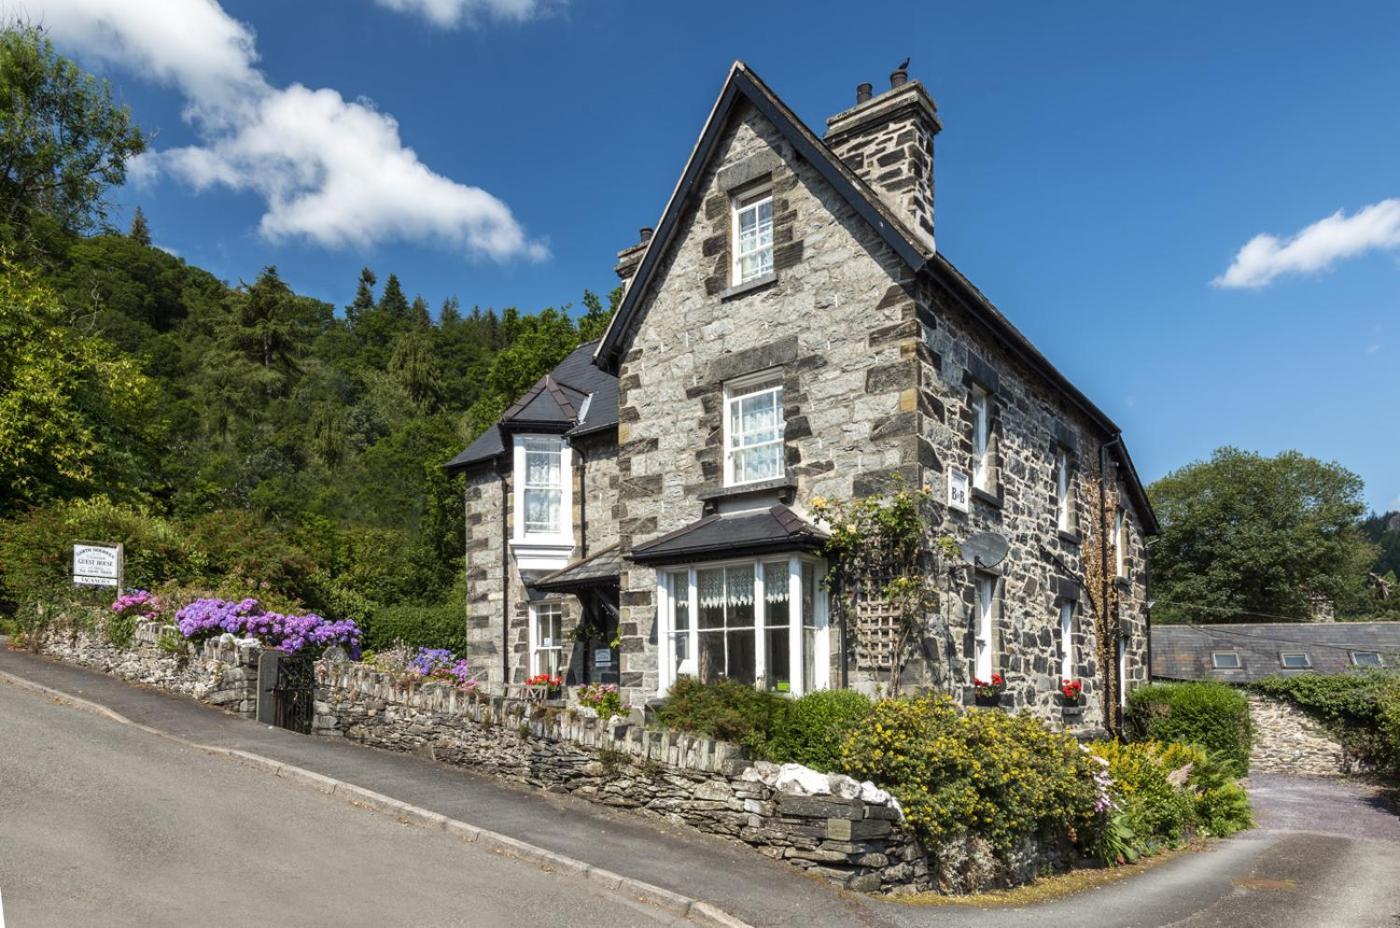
[0,683,676,928]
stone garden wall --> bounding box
[316,662,1068,894]
[1247,693,1359,777]
[38,618,261,717]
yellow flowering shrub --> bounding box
[1086,740,1196,848]
[840,696,1098,853]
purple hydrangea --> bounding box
[174,598,361,659]
[407,647,475,688]
[112,590,160,619]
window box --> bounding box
[1061,703,1086,722]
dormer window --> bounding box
[723,375,784,486]
[513,435,572,546]
[732,189,773,285]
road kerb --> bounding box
[0,665,755,928]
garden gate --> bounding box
[256,651,315,734]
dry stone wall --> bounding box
[315,662,1067,894]
[38,619,260,716]
[1247,693,1359,777]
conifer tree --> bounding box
[128,206,151,246]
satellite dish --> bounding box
[960,532,1009,569]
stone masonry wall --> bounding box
[38,619,261,716]
[613,99,922,703]
[1247,693,1358,777]
[316,662,1068,895]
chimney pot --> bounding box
[639,227,654,243]
[856,82,873,104]
[890,68,908,89]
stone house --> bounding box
[446,61,1158,725]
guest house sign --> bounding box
[73,542,123,588]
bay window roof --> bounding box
[630,505,827,566]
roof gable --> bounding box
[592,62,932,374]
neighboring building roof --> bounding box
[444,340,619,472]
[532,544,622,593]
[590,60,1158,534]
[1151,622,1400,684]
[629,505,828,566]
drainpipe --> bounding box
[499,461,510,693]
[1099,434,1123,735]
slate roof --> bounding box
[629,505,828,566]
[444,340,618,472]
[1151,622,1400,684]
[589,60,1158,534]
[531,544,622,593]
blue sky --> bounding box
[32,0,1400,512]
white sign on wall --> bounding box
[948,469,970,514]
[593,648,613,666]
[73,543,122,588]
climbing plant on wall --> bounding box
[1080,466,1123,735]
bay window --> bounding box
[723,377,784,486]
[657,555,828,697]
[530,601,563,676]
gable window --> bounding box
[732,189,773,284]
[1058,601,1074,683]
[530,602,563,676]
[657,556,828,697]
[1055,448,1073,532]
[723,377,784,486]
[970,387,991,491]
[974,574,996,682]
[1279,651,1311,669]
[1351,651,1384,668]
[513,435,572,546]
[1212,651,1242,670]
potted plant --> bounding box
[525,673,564,700]
[1060,678,1085,720]
[973,673,1006,706]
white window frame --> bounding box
[529,601,564,677]
[1059,600,1075,683]
[511,434,574,567]
[1055,448,1072,532]
[655,554,828,698]
[970,387,991,491]
[731,188,774,285]
[1279,651,1311,669]
[1212,651,1242,670]
[974,574,996,682]
[1114,508,1127,577]
[1118,635,1129,707]
[1350,650,1384,668]
[722,373,784,487]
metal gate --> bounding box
[258,651,315,734]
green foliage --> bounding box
[1128,682,1254,775]
[156,627,185,655]
[0,24,145,243]
[0,257,161,512]
[1251,671,1400,773]
[1148,448,1378,623]
[1087,740,1195,849]
[840,696,1098,853]
[761,689,873,772]
[655,676,787,753]
[104,610,137,649]
[361,601,466,654]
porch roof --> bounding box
[629,505,827,567]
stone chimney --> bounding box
[824,65,940,251]
[614,227,653,293]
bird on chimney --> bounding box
[895,57,910,72]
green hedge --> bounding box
[361,602,467,654]
[1251,671,1400,773]
[655,677,786,753]
[763,689,872,772]
[1128,682,1253,775]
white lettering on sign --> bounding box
[73,543,122,588]
[948,469,970,514]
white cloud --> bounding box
[29,0,545,261]
[1213,198,1400,289]
[373,0,559,28]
